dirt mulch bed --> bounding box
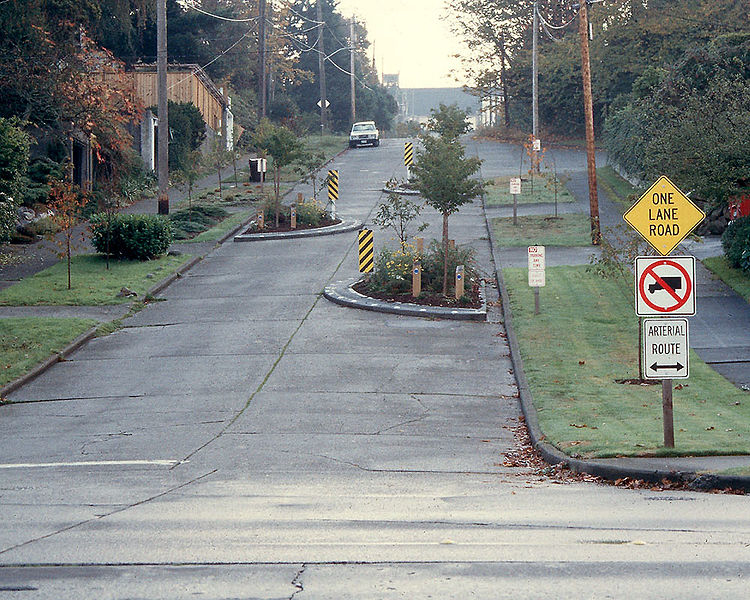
[243,217,341,235]
[352,280,483,309]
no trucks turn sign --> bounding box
[624,176,705,256]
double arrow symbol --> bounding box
[650,362,685,372]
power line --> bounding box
[183,1,259,23]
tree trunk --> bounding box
[442,212,449,297]
[275,166,281,228]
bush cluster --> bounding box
[258,199,329,229]
[366,239,478,297]
[722,215,750,273]
[169,203,229,240]
[90,213,173,260]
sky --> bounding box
[334,0,468,89]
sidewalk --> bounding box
[0,156,252,303]
[483,154,750,489]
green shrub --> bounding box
[420,240,478,294]
[367,245,418,295]
[722,216,750,272]
[169,203,230,240]
[90,213,173,260]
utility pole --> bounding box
[350,16,356,124]
[578,0,600,244]
[157,0,169,215]
[317,0,328,134]
[258,0,267,121]
[532,1,539,141]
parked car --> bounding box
[349,121,380,148]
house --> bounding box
[130,64,235,171]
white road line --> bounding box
[0,460,180,469]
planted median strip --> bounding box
[503,265,750,458]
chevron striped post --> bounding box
[327,169,338,218]
[358,229,374,273]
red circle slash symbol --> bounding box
[638,259,692,313]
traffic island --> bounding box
[234,219,362,241]
[324,277,487,321]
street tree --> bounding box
[253,120,308,227]
[411,119,483,295]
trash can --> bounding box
[249,158,266,183]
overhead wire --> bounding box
[183,1,259,23]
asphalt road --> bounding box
[2,139,750,598]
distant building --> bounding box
[384,81,481,130]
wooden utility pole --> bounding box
[317,0,328,134]
[350,16,356,124]
[578,0,600,244]
[258,0,267,121]
[532,1,539,141]
[156,0,169,215]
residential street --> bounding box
[2,139,750,598]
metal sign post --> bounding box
[528,246,545,315]
[510,178,521,226]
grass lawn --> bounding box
[703,256,750,303]
[182,210,253,243]
[0,254,191,306]
[0,318,96,387]
[597,165,643,211]
[504,264,750,458]
[485,175,575,207]
[492,213,592,247]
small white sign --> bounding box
[528,245,546,287]
[510,177,522,195]
[316,99,331,108]
[642,318,689,380]
[533,139,541,152]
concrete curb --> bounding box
[479,187,750,492]
[381,187,420,196]
[234,220,362,242]
[323,277,487,321]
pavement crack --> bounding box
[289,563,306,599]
[0,469,217,557]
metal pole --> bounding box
[578,0,601,245]
[662,379,675,448]
[156,0,169,215]
[317,0,328,134]
[534,287,540,315]
[258,0,267,121]
[532,1,539,141]
[350,16,356,124]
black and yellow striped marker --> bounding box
[327,169,339,202]
[404,142,414,167]
[358,229,374,273]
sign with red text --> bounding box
[528,246,546,287]
[635,256,696,316]
[623,176,705,255]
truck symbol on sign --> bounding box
[648,276,682,294]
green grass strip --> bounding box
[596,165,643,211]
[504,264,750,458]
[0,318,96,387]
[485,175,575,206]
[703,256,750,303]
[182,210,253,243]
[0,254,192,306]
[492,213,592,247]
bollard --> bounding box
[257,208,265,230]
[328,170,339,219]
[290,203,297,229]
[412,262,421,297]
[455,265,465,299]
[297,192,303,203]
[358,229,374,273]
[415,237,424,254]
[448,239,455,251]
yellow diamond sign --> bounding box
[623,176,705,256]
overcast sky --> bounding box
[335,0,468,89]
